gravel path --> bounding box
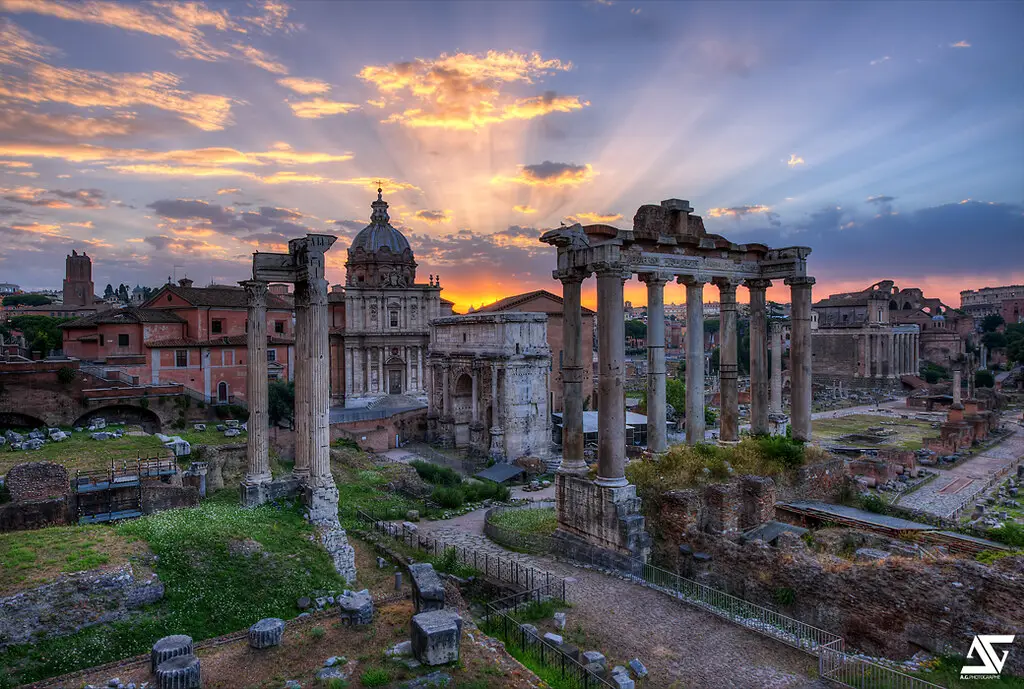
[418,512,820,688]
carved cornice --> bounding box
[785,276,816,288]
[744,278,773,291]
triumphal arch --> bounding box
[540,199,813,566]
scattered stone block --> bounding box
[629,658,649,678]
[155,433,172,443]
[403,521,418,532]
[409,563,445,613]
[553,612,566,629]
[583,651,606,667]
[248,617,285,649]
[223,428,241,438]
[192,424,206,432]
[411,610,463,666]
[406,509,420,522]
[611,673,635,689]
[324,656,346,667]
[519,623,538,638]
[297,596,311,610]
[377,556,386,568]
[386,640,412,657]
[585,661,608,679]
[215,425,226,432]
[543,632,563,646]
[226,420,239,429]
[151,635,193,673]
[337,588,373,625]
[155,654,200,689]
[92,432,113,440]
[560,643,581,662]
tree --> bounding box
[975,369,995,389]
[980,314,1005,333]
[2,294,52,307]
[982,331,1008,350]
[103,284,114,299]
[625,319,647,341]
[7,315,70,355]
[704,318,720,333]
[639,378,685,419]
[268,380,295,425]
[709,347,720,373]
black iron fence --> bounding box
[481,586,616,689]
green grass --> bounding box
[0,429,170,475]
[335,467,424,529]
[811,414,936,450]
[360,667,392,686]
[489,508,557,536]
[908,655,1024,688]
[0,497,346,685]
[173,426,248,448]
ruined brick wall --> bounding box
[141,484,199,514]
[703,483,740,534]
[776,457,850,502]
[0,498,70,532]
[673,532,1024,674]
[740,476,776,530]
[5,461,69,503]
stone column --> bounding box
[786,276,815,442]
[442,363,451,417]
[682,276,707,444]
[293,280,311,484]
[887,333,895,379]
[489,363,504,459]
[558,273,588,474]
[913,333,920,373]
[345,348,353,396]
[406,346,412,394]
[715,278,739,442]
[377,347,384,393]
[595,267,628,486]
[952,368,963,408]
[364,348,370,393]
[417,348,424,392]
[770,321,783,413]
[746,279,771,435]
[308,276,332,486]
[241,280,271,502]
[857,334,866,378]
[642,273,670,451]
[471,367,479,422]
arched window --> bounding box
[217,381,229,403]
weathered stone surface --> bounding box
[409,562,445,613]
[854,547,891,563]
[553,612,566,629]
[318,523,357,583]
[151,635,194,673]
[405,670,453,688]
[248,618,285,648]
[585,661,608,679]
[0,564,163,647]
[155,653,201,689]
[583,650,606,667]
[519,623,538,638]
[628,658,648,678]
[5,461,68,502]
[611,673,635,689]
[543,632,563,646]
[411,610,462,666]
[386,640,412,657]
[337,588,373,625]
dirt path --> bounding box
[418,512,820,689]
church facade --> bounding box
[332,190,453,407]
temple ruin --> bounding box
[540,198,813,565]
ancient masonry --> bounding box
[241,234,356,582]
[427,312,552,461]
[540,198,813,565]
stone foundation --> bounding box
[239,474,301,507]
[552,474,650,569]
[318,522,357,584]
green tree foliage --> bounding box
[975,369,995,388]
[267,380,295,425]
[980,314,1005,333]
[57,366,76,385]
[625,319,647,341]
[982,331,1008,350]
[2,294,52,307]
[103,284,114,300]
[1006,323,1024,365]
[7,315,70,355]
[704,318,720,333]
[704,407,718,426]
[641,378,685,417]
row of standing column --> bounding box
[857,332,919,378]
[557,269,815,490]
[344,345,425,395]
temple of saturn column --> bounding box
[541,199,813,565]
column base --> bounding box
[239,474,300,507]
[553,474,650,568]
[593,475,629,488]
[768,413,789,437]
[556,459,589,476]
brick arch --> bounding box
[0,411,48,429]
[72,405,162,433]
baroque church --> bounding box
[330,189,454,407]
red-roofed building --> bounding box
[61,278,294,403]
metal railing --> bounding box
[819,639,945,689]
[357,509,564,595]
[480,586,616,689]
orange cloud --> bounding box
[359,50,586,130]
[230,43,287,74]
[0,142,352,166]
[513,205,537,214]
[278,77,332,95]
[216,187,241,195]
[9,221,64,236]
[787,154,805,167]
[68,220,94,228]
[492,161,596,187]
[0,64,235,131]
[0,17,56,65]
[950,41,971,48]
[288,98,360,119]
[0,160,32,169]
[0,108,141,139]
[707,205,773,218]
[571,211,622,223]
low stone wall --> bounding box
[670,530,1024,673]
[0,497,70,532]
[6,462,69,503]
[141,484,200,514]
[0,563,164,647]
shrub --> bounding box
[773,587,796,606]
[860,494,887,514]
[754,435,804,469]
[309,626,325,639]
[975,369,995,389]
[56,366,76,385]
[360,668,391,687]
[989,522,1024,548]
[431,486,465,509]
[410,460,462,486]
[139,398,149,410]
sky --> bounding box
[1,0,1022,313]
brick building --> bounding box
[61,278,294,403]
[476,290,595,413]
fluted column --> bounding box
[471,367,479,422]
[417,348,423,392]
[558,272,588,474]
[293,280,311,484]
[786,276,815,442]
[595,267,628,486]
[913,333,920,373]
[377,347,384,393]
[308,276,332,485]
[682,276,707,445]
[715,278,739,442]
[242,280,271,487]
[747,279,771,435]
[770,321,784,413]
[642,273,670,452]
[345,348,353,396]
[857,334,866,377]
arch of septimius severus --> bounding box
[541,198,813,566]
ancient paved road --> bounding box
[896,422,1024,518]
[416,512,821,689]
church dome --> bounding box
[345,188,417,288]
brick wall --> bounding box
[5,461,69,503]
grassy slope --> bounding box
[0,490,346,685]
[0,431,171,475]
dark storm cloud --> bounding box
[147,198,312,236]
[520,161,589,181]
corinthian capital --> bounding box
[239,280,269,307]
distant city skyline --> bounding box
[1,0,1022,312]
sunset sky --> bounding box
[1,0,1022,313]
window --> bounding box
[118,334,129,347]
[274,320,284,334]
[267,349,277,363]
[390,311,399,328]
[167,295,172,302]
[212,319,223,334]
[559,350,564,370]
[98,334,105,346]
[175,350,188,367]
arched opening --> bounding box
[73,405,162,433]
[889,300,898,311]
[902,302,912,310]
[0,412,48,430]
[218,381,229,403]
[452,373,473,447]
[385,356,405,394]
